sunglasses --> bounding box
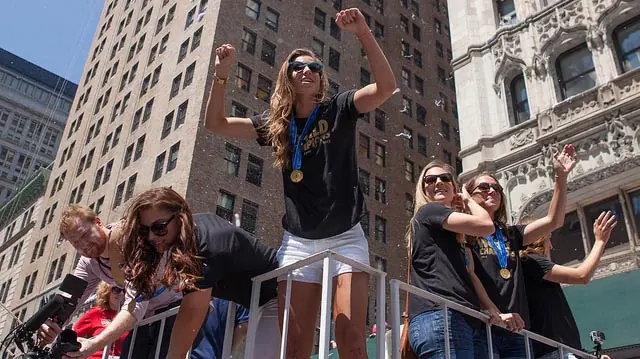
[473,182,503,193]
[138,214,176,238]
[423,173,454,185]
[288,61,324,73]
[111,287,123,295]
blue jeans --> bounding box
[409,309,476,359]
[474,327,526,359]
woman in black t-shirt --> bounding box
[520,211,616,359]
[407,160,522,359]
[463,144,578,359]
[204,8,396,359]
[118,187,281,359]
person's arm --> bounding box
[204,44,257,139]
[165,289,212,359]
[544,211,616,285]
[442,187,495,237]
[232,304,250,351]
[64,310,136,359]
[523,144,577,244]
[465,248,500,320]
[334,8,396,114]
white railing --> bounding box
[389,279,598,359]
[97,255,599,359]
[245,250,387,359]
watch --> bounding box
[214,74,228,85]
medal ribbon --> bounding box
[289,105,320,172]
[486,228,508,271]
[136,286,167,303]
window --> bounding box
[245,0,260,20]
[167,142,180,172]
[359,169,370,195]
[236,64,252,92]
[330,18,341,40]
[175,100,188,128]
[413,49,423,68]
[113,182,125,209]
[311,38,324,59]
[185,6,196,29]
[216,190,235,222]
[405,193,414,216]
[246,154,263,186]
[400,15,409,33]
[161,111,174,139]
[374,177,386,204]
[160,34,170,53]
[123,144,134,168]
[614,17,640,73]
[152,65,162,87]
[402,68,411,88]
[556,44,596,99]
[184,62,196,88]
[401,41,410,57]
[402,97,412,116]
[265,7,279,31]
[256,75,272,102]
[438,66,447,85]
[170,73,182,98]
[375,0,384,14]
[153,152,166,181]
[328,80,340,97]
[134,135,145,160]
[231,101,248,117]
[331,0,342,10]
[414,75,424,96]
[374,22,384,38]
[261,40,276,66]
[510,74,530,125]
[241,28,257,54]
[497,0,517,26]
[329,48,340,71]
[359,134,370,158]
[192,27,203,50]
[436,41,444,58]
[454,128,461,148]
[374,143,385,167]
[413,24,421,41]
[585,196,630,253]
[125,173,137,201]
[361,68,371,87]
[629,189,640,238]
[314,8,326,30]
[224,144,241,176]
[102,159,114,184]
[403,127,413,150]
[416,104,426,124]
[374,109,385,131]
[93,167,104,191]
[374,216,386,243]
[443,149,452,165]
[178,39,189,63]
[405,159,415,182]
[241,200,259,234]
[440,120,450,140]
[435,19,442,34]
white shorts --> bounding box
[276,223,370,283]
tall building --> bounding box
[0,48,76,205]
[450,0,640,354]
[12,0,459,336]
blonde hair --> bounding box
[95,282,112,311]
[406,161,466,253]
[264,48,329,169]
[60,205,96,237]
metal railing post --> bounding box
[318,255,334,359]
[221,301,237,359]
[389,280,401,359]
[375,273,386,359]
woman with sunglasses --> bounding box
[73,282,128,359]
[205,7,395,359]
[407,160,525,359]
[520,211,616,359]
[463,144,578,359]
[117,187,280,359]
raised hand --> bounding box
[214,44,237,79]
[553,144,578,178]
[593,210,617,245]
[335,8,370,36]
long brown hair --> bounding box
[120,187,202,298]
[464,172,508,228]
[264,48,329,169]
[518,215,546,257]
[406,160,465,253]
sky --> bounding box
[0,0,103,84]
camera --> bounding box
[590,330,605,345]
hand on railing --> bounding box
[498,313,525,333]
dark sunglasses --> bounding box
[473,182,503,193]
[288,61,324,73]
[111,287,123,295]
[423,173,454,185]
[138,214,176,238]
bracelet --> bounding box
[213,74,228,86]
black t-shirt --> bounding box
[408,203,480,320]
[522,253,582,357]
[192,213,279,307]
[473,225,530,328]
[251,90,366,239]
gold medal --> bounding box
[500,268,511,280]
[290,169,303,183]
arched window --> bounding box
[556,44,596,99]
[510,74,530,125]
[614,16,640,73]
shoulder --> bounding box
[415,203,453,223]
